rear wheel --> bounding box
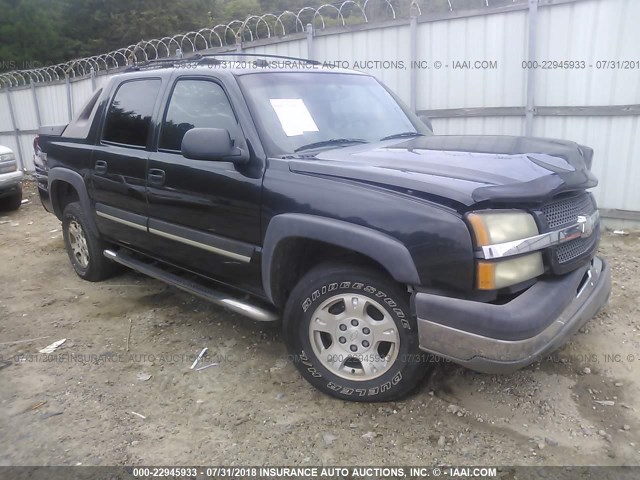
[283,263,429,401]
[62,202,118,281]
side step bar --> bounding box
[104,250,279,322]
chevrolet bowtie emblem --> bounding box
[577,214,595,237]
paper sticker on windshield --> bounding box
[270,98,319,136]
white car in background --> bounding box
[0,145,23,211]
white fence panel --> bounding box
[71,78,96,117]
[36,83,70,126]
[94,74,112,90]
[244,38,307,58]
[533,115,640,212]
[432,117,525,137]
[311,25,412,101]
[17,134,35,170]
[11,88,38,132]
[536,0,640,107]
[416,10,528,111]
[0,92,13,131]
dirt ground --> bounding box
[0,181,639,467]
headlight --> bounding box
[467,211,539,245]
[477,253,544,290]
[467,210,543,290]
[0,152,17,173]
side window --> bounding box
[102,79,161,147]
[159,79,239,152]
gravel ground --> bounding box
[0,181,639,467]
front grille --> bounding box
[541,193,596,229]
[539,192,599,273]
[556,235,596,264]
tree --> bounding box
[0,0,495,72]
[0,0,69,70]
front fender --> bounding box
[261,213,421,304]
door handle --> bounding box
[95,160,107,174]
[148,168,166,186]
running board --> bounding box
[103,249,279,322]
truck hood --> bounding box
[289,135,597,207]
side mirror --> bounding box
[419,115,434,133]
[181,128,249,164]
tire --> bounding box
[283,263,429,402]
[0,186,22,211]
[62,202,118,282]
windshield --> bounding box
[237,72,426,155]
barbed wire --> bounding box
[0,0,522,88]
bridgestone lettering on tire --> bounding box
[283,263,429,401]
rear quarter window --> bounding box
[102,79,161,147]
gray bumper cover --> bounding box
[0,170,23,189]
[416,256,611,373]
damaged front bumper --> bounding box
[415,256,611,373]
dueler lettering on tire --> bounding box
[283,263,429,402]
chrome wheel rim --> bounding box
[308,293,400,381]
[68,219,89,268]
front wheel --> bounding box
[283,263,429,401]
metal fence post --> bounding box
[65,76,73,122]
[525,0,538,136]
[306,23,314,60]
[90,67,97,91]
[30,82,42,128]
[5,89,25,171]
[409,12,418,113]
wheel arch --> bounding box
[262,214,420,306]
[49,168,98,234]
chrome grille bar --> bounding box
[478,210,599,260]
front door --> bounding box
[146,76,263,295]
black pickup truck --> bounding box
[35,57,611,401]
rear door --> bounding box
[90,78,163,246]
[145,75,263,295]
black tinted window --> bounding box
[103,79,161,147]
[159,80,238,151]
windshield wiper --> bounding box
[380,131,425,141]
[294,138,368,153]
